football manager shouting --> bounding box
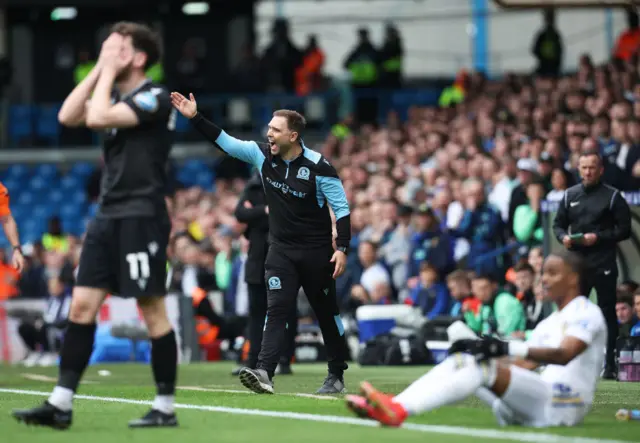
[553,150,631,379]
[171,92,350,394]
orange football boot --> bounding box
[354,381,409,427]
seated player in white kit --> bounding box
[346,251,607,428]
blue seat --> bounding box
[183,159,209,173]
[70,190,86,205]
[2,178,21,196]
[48,189,66,205]
[5,164,30,181]
[60,203,81,219]
[87,202,99,218]
[33,163,59,181]
[28,175,52,192]
[8,106,33,145]
[34,105,62,145]
[69,162,95,178]
[195,171,213,190]
[177,169,196,187]
[32,204,52,220]
[60,175,80,191]
[16,192,35,207]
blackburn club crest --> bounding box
[296,166,310,180]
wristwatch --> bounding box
[337,246,349,255]
[13,245,22,254]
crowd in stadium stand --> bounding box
[8,9,640,364]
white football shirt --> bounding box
[527,295,607,406]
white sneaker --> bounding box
[37,353,59,367]
[22,352,42,367]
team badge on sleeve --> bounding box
[133,91,159,113]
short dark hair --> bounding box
[549,250,584,277]
[617,291,633,306]
[110,21,161,70]
[579,150,603,166]
[273,109,306,139]
[471,272,497,283]
[514,262,535,274]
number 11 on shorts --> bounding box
[126,252,151,280]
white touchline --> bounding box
[0,388,631,443]
[177,386,339,401]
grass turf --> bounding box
[1,362,639,443]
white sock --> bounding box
[152,395,175,414]
[475,386,516,426]
[48,386,74,411]
[394,354,493,415]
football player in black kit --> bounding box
[12,23,179,429]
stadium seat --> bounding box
[8,105,33,145]
[60,203,82,219]
[5,164,30,181]
[2,178,21,196]
[16,191,35,207]
[69,161,95,179]
[34,105,62,145]
[60,175,80,191]
[33,163,59,181]
[195,171,213,190]
[48,189,66,205]
[28,175,51,192]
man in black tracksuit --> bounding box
[233,173,297,375]
[553,151,631,379]
[170,92,350,394]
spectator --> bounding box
[532,9,563,77]
[512,273,555,341]
[350,241,392,308]
[262,18,302,93]
[528,246,544,275]
[508,158,538,236]
[343,27,379,124]
[469,273,525,337]
[613,7,640,63]
[617,291,637,337]
[445,270,479,320]
[378,23,403,90]
[453,179,504,276]
[512,180,545,246]
[379,204,413,295]
[295,35,325,96]
[546,167,573,202]
[42,216,67,253]
[17,276,70,367]
[631,290,640,337]
[407,205,454,288]
[408,262,450,319]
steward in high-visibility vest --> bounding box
[439,70,469,108]
[343,28,379,88]
[379,24,403,89]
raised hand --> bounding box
[170,92,198,119]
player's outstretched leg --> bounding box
[346,353,497,427]
[128,297,179,428]
[12,288,106,430]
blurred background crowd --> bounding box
[2,0,640,365]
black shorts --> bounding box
[76,215,170,298]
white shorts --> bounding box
[492,365,589,427]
